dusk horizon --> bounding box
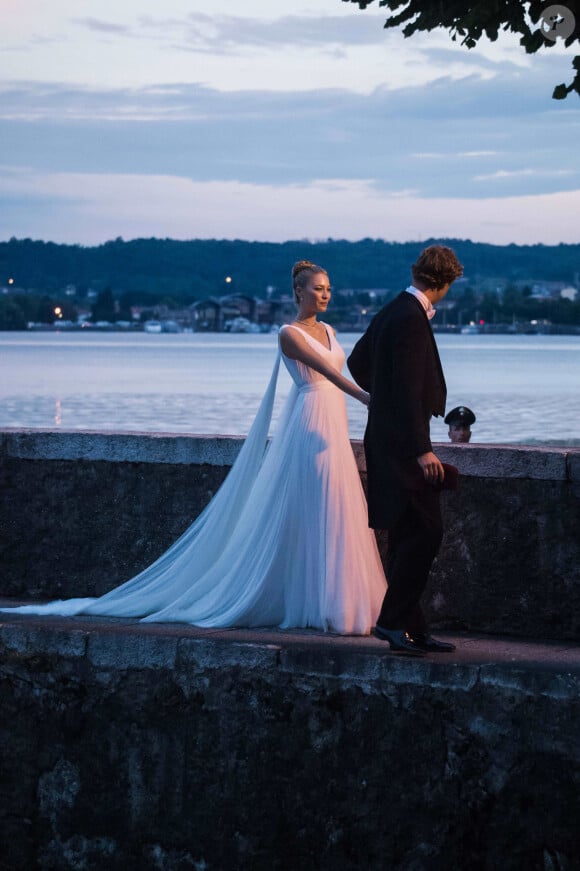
[1,1,578,247]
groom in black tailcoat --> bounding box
[348,245,463,655]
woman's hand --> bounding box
[359,390,370,407]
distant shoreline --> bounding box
[3,322,580,337]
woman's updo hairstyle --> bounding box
[292,260,327,304]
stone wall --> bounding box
[1,430,579,640]
[1,430,579,870]
[1,616,579,871]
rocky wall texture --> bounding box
[383,475,580,640]
[0,457,229,600]
[0,618,579,871]
[1,432,579,640]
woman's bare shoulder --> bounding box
[279,323,304,346]
[279,323,307,336]
[279,323,311,360]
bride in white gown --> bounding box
[2,261,386,634]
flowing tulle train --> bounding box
[1,326,386,634]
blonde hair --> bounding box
[291,260,327,303]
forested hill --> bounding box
[1,237,579,298]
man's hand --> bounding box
[417,451,444,485]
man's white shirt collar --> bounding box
[405,285,436,320]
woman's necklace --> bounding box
[295,318,319,328]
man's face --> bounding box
[449,424,471,444]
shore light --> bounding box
[225,276,232,284]
[54,306,63,318]
[8,278,14,285]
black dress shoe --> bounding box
[373,626,427,656]
[409,633,456,653]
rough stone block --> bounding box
[478,663,580,702]
[0,623,87,658]
[0,429,244,466]
[177,637,280,671]
[87,630,178,670]
[279,645,384,685]
[435,443,569,479]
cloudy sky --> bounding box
[1,0,578,245]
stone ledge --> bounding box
[2,428,579,481]
[0,622,88,659]
[0,428,244,467]
[1,608,579,700]
[87,631,179,670]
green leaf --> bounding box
[552,83,570,100]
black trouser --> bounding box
[377,486,443,636]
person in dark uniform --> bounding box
[347,245,464,656]
[445,406,476,443]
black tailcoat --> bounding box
[347,292,446,529]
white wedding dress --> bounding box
[2,324,386,634]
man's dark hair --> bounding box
[412,245,463,290]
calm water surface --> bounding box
[1,331,579,445]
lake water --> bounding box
[1,331,579,445]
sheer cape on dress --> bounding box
[2,324,386,634]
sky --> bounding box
[0,0,579,246]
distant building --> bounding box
[191,294,296,332]
[517,280,569,300]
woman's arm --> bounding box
[279,327,369,405]
[346,329,371,392]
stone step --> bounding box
[1,601,579,697]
